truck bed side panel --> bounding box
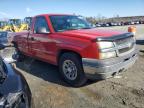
[14,32,30,55]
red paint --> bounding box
[13,14,125,65]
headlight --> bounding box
[97,41,114,49]
[99,51,116,59]
[97,41,117,59]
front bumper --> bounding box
[82,50,138,79]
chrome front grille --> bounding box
[114,36,135,55]
[115,37,134,45]
[118,44,134,54]
[97,33,135,57]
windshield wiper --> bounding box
[67,28,79,30]
[80,27,92,29]
[67,27,91,31]
[60,27,92,32]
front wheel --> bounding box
[59,53,87,87]
[12,48,25,62]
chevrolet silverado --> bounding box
[13,14,138,86]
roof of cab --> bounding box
[34,14,75,17]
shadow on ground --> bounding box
[14,57,98,87]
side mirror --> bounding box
[36,27,50,34]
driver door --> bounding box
[29,16,53,61]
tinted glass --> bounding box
[34,16,50,33]
[50,15,92,32]
[0,32,7,38]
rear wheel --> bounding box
[12,43,26,62]
[12,45,25,62]
[59,53,87,87]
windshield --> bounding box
[9,19,21,26]
[50,15,92,32]
[0,22,7,27]
[24,17,32,25]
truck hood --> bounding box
[58,28,125,40]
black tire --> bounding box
[12,44,25,62]
[12,42,26,62]
[59,53,87,87]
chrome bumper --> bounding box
[82,50,138,79]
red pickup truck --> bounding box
[13,14,138,86]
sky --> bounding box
[0,0,144,19]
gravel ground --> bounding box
[2,24,144,108]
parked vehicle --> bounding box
[123,22,129,25]
[139,20,144,24]
[95,23,101,27]
[107,22,120,26]
[0,32,9,45]
[13,14,138,86]
[0,21,7,30]
[101,23,110,27]
[121,22,125,26]
[112,22,118,26]
[0,44,33,108]
[1,18,32,32]
[107,22,113,26]
[0,31,13,46]
[1,19,21,32]
[129,21,135,25]
[23,17,32,27]
[117,22,122,26]
[134,21,139,25]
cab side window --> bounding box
[34,16,50,33]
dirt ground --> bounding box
[6,25,144,108]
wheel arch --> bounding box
[57,49,82,64]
